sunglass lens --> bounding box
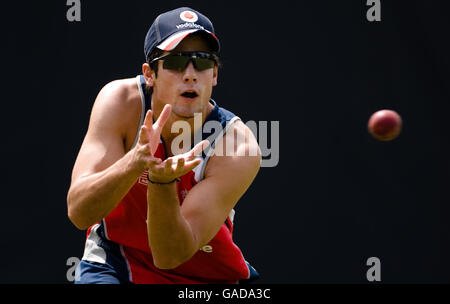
[194,58,215,71]
[162,53,216,71]
[163,56,190,71]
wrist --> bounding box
[147,173,180,185]
[126,147,150,175]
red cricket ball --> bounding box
[368,109,402,141]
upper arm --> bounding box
[180,120,261,247]
[70,80,136,185]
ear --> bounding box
[212,65,218,87]
[142,63,155,87]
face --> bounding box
[143,34,218,120]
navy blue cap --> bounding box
[144,7,220,60]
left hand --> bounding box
[147,140,210,184]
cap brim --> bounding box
[157,29,219,52]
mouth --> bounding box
[180,90,199,100]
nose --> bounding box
[183,61,198,84]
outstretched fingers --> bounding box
[164,158,173,175]
[189,140,210,160]
[138,125,150,145]
[143,109,154,129]
[175,157,185,172]
[146,139,210,183]
[153,104,172,132]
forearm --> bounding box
[146,183,199,269]
[68,151,144,230]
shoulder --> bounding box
[88,78,142,135]
[229,119,260,157]
[204,119,261,180]
[93,78,141,112]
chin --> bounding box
[172,101,204,119]
[171,106,200,119]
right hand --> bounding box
[131,104,172,171]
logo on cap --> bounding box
[180,10,198,23]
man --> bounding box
[67,7,261,284]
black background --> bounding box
[1,0,450,283]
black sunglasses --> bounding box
[150,52,219,72]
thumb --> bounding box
[191,140,211,157]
